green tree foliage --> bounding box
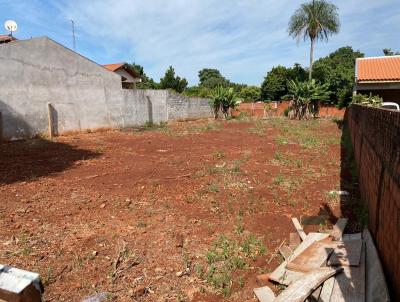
[198,68,230,88]
[383,48,400,56]
[313,46,364,107]
[128,63,159,89]
[285,79,330,119]
[261,66,288,101]
[159,66,188,93]
[288,0,340,79]
[261,64,308,101]
[238,86,261,103]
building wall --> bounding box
[0,37,212,139]
[346,104,400,299]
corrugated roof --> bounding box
[357,56,400,82]
[103,62,125,72]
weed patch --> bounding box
[198,233,266,297]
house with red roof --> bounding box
[354,56,400,104]
[103,62,141,89]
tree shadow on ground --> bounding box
[0,138,100,185]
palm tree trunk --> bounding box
[309,38,315,80]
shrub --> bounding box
[210,86,242,119]
[351,93,382,107]
[283,79,330,120]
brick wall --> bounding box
[233,101,344,118]
[346,104,400,299]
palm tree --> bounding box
[288,0,340,80]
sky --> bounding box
[0,0,399,85]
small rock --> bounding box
[92,251,98,256]
[82,292,108,302]
[176,271,184,277]
[99,203,106,209]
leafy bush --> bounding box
[210,86,242,119]
[284,79,330,120]
[351,93,382,107]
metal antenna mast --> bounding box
[71,19,76,51]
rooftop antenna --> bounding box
[71,19,76,51]
[4,20,17,37]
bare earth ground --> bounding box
[0,118,362,301]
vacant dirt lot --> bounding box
[0,118,362,301]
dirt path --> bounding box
[0,118,360,301]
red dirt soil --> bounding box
[0,118,352,301]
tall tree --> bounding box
[198,68,230,88]
[159,66,188,93]
[128,63,159,89]
[313,46,363,107]
[288,0,340,80]
[383,48,400,56]
[261,66,289,101]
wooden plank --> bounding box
[328,239,362,266]
[292,218,307,241]
[306,286,322,302]
[330,242,365,302]
[331,218,348,240]
[269,233,330,285]
[286,237,334,273]
[273,267,343,302]
[279,245,292,261]
[318,277,335,302]
[253,286,275,302]
[363,229,390,302]
[0,267,42,302]
[289,232,301,249]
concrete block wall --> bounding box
[166,91,211,120]
[346,104,400,299]
[0,37,212,139]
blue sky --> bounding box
[1,0,399,85]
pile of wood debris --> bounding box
[253,218,390,302]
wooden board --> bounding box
[331,218,348,240]
[363,229,390,302]
[318,277,335,302]
[330,242,365,302]
[292,218,307,241]
[269,233,330,285]
[279,245,292,261]
[253,286,275,302]
[306,286,322,302]
[328,239,363,266]
[286,237,334,273]
[273,267,343,302]
[289,232,301,249]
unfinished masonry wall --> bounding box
[346,104,400,299]
[0,37,212,140]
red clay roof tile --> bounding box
[102,62,125,72]
[357,56,400,82]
